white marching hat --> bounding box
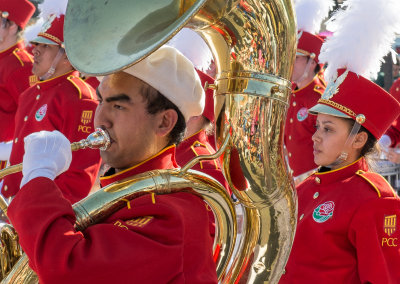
[123,46,205,122]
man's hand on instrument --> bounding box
[20,130,72,187]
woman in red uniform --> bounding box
[279,0,400,282]
[279,69,400,283]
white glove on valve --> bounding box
[20,130,72,188]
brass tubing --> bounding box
[0,128,110,180]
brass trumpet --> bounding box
[0,128,111,180]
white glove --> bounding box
[0,141,12,161]
[20,130,72,188]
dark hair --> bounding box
[343,118,378,162]
[314,62,321,75]
[140,83,186,146]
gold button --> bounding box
[36,95,40,100]
[14,138,18,143]
[315,177,321,184]
[292,102,296,107]
[3,185,7,191]
[290,118,293,123]
[289,152,292,157]
[397,87,399,92]
[299,214,304,220]
[36,85,40,90]
[313,192,319,199]
[24,116,28,121]
[289,135,292,140]
[282,269,286,274]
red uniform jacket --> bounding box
[284,75,326,177]
[280,158,400,284]
[385,79,400,146]
[3,71,101,204]
[8,146,218,284]
[0,42,35,143]
[176,130,231,195]
[83,76,100,90]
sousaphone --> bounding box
[2,0,298,283]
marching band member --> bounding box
[284,0,334,185]
[169,29,231,195]
[7,46,218,284]
[280,0,400,282]
[2,0,101,204]
[0,0,36,171]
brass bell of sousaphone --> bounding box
[3,1,298,283]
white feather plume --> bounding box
[38,0,68,19]
[320,0,400,82]
[166,28,213,72]
[23,18,44,45]
[295,0,335,34]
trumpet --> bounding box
[0,128,111,180]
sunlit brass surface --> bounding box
[0,128,111,180]
[3,0,298,283]
[2,169,235,283]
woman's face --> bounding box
[312,113,363,169]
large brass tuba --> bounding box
[1,0,297,283]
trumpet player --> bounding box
[2,1,101,204]
[7,46,218,284]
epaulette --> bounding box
[190,141,218,170]
[356,170,397,198]
[67,75,95,100]
[12,48,33,67]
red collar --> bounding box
[34,70,79,91]
[311,158,368,185]
[0,42,25,60]
[292,75,324,94]
[100,146,178,187]
[177,130,208,150]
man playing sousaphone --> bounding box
[7,46,218,283]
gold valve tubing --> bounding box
[180,128,230,174]
[0,142,86,180]
[0,196,8,218]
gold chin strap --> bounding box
[328,121,362,167]
[39,47,65,81]
[294,56,314,85]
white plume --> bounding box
[167,28,213,72]
[39,0,68,19]
[295,0,335,34]
[23,18,44,45]
[320,0,400,82]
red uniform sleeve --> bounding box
[0,68,32,141]
[55,90,101,203]
[8,177,217,284]
[348,198,400,284]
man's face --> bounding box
[291,55,310,83]
[94,72,161,170]
[32,43,61,78]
